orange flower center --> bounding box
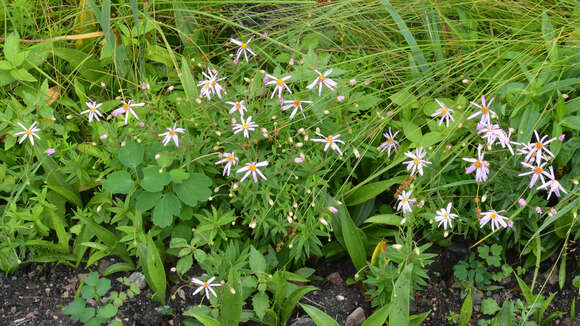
[535,142,543,149]
[235,103,241,109]
[123,104,130,111]
[387,138,393,144]
[482,106,489,114]
[277,79,284,86]
[326,136,333,142]
[441,108,448,115]
[26,129,31,135]
[318,75,325,81]
[241,43,247,49]
[204,83,210,89]
[534,166,543,174]
[293,99,301,106]
[249,164,256,171]
[226,155,235,162]
[203,282,209,288]
[242,123,249,129]
[90,107,95,112]
[211,80,216,86]
[475,160,482,168]
[169,130,175,135]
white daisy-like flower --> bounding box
[112,100,144,125]
[236,161,269,183]
[311,132,345,156]
[480,209,508,231]
[434,202,457,230]
[192,276,221,301]
[536,166,567,200]
[514,142,546,164]
[197,68,227,100]
[281,99,312,119]
[431,99,455,127]
[518,161,551,189]
[307,69,338,96]
[397,190,416,214]
[378,128,400,157]
[14,122,40,146]
[402,147,431,176]
[232,116,258,138]
[526,130,556,164]
[265,74,292,99]
[81,101,104,123]
[462,145,490,183]
[468,96,496,125]
[230,37,257,63]
[478,123,514,155]
[158,122,185,147]
[215,152,239,176]
[225,100,248,116]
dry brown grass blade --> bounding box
[0,31,104,43]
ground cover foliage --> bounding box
[0,0,579,325]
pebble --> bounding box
[325,272,344,285]
[289,317,316,326]
[345,307,365,326]
[336,295,345,301]
[129,272,147,290]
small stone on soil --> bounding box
[290,316,316,326]
[325,272,344,285]
[336,295,345,301]
[345,307,366,326]
[129,272,147,290]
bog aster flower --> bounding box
[81,101,104,123]
[462,145,490,183]
[311,132,345,156]
[192,276,221,300]
[480,209,508,231]
[215,152,239,176]
[197,68,226,100]
[432,99,455,127]
[112,100,144,125]
[526,130,556,163]
[518,161,551,188]
[281,99,312,119]
[236,161,269,183]
[230,37,257,63]
[396,190,416,214]
[158,122,185,147]
[232,116,258,138]
[468,96,496,125]
[536,166,567,200]
[378,128,400,157]
[265,74,292,99]
[434,202,457,230]
[226,100,248,116]
[307,69,338,96]
[14,122,40,146]
[403,147,431,176]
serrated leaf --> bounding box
[176,255,193,275]
[250,246,266,274]
[253,292,269,320]
[4,32,19,64]
[170,168,189,183]
[95,278,111,296]
[152,192,181,228]
[103,171,134,194]
[97,304,117,319]
[118,142,144,168]
[174,173,212,207]
[135,191,162,212]
[10,69,37,82]
[141,166,171,192]
[481,298,500,315]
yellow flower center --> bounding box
[203,282,209,288]
[205,83,210,89]
[90,107,95,112]
[482,106,489,114]
[235,103,241,109]
[387,138,393,144]
[241,43,247,49]
[475,160,482,168]
[211,80,216,86]
[490,213,497,219]
[535,142,543,149]
[26,129,31,135]
[249,164,256,171]
[444,213,449,219]
[277,79,284,86]
[326,136,333,142]
[293,99,301,106]
[169,130,175,135]
[226,154,235,162]
[242,123,249,129]
[318,75,325,81]
[123,104,130,111]
[413,157,420,164]
[401,197,407,203]
[441,108,448,114]
[534,166,543,174]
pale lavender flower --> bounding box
[328,206,338,214]
[158,122,185,147]
[192,277,221,300]
[281,99,312,119]
[14,122,40,146]
[535,206,543,214]
[46,148,56,155]
[225,100,248,116]
[307,69,338,96]
[112,100,144,124]
[536,166,567,200]
[230,37,257,63]
[434,202,457,230]
[311,132,345,156]
[378,128,400,158]
[265,74,292,99]
[432,99,455,127]
[518,198,527,206]
[468,96,496,125]
[215,152,239,176]
[480,209,508,231]
[236,161,268,183]
[232,116,258,138]
[462,145,490,183]
[81,101,104,123]
[526,130,556,163]
[397,190,416,214]
[403,147,431,176]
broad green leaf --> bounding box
[493,301,514,326]
[103,262,134,276]
[10,69,37,82]
[96,278,111,296]
[459,289,472,326]
[103,171,134,194]
[420,131,443,147]
[141,166,171,192]
[221,268,242,326]
[344,176,405,206]
[4,32,19,64]
[481,298,500,315]
[137,235,166,303]
[281,286,318,324]
[402,119,422,143]
[300,304,340,326]
[339,205,367,270]
[253,292,269,320]
[135,191,162,212]
[362,303,390,326]
[0,248,20,273]
[250,246,266,274]
[560,116,580,130]
[365,214,402,225]
[390,89,418,107]
[189,313,222,326]
[176,255,193,275]
[390,264,412,326]
[174,173,212,207]
[152,193,181,228]
[181,57,196,100]
[97,304,117,319]
[170,168,190,184]
[118,142,144,168]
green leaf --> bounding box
[250,246,266,274]
[459,289,472,326]
[137,235,166,303]
[300,304,340,326]
[221,268,242,326]
[85,272,98,286]
[481,298,500,315]
[141,166,171,192]
[95,278,111,296]
[189,313,222,326]
[402,119,423,143]
[81,285,96,299]
[135,191,162,212]
[344,176,405,206]
[253,292,269,320]
[152,193,181,228]
[4,32,19,64]
[176,255,193,275]
[10,68,37,82]
[560,116,580,130]
[572,276,580,288]
[64,298,88,321]
[493,301,514,326]
[170,168,190,184]
[97,304,117,319]
[281,286,318,324]
[181,57,196,100]
[362,303,390,326]
[364,214,402,225]
[390,89,417,107]
[118,142,144,168]
[174,173,212,207]
[103,171,134,194]
[337,203,367,270]
[390,264,412,326]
